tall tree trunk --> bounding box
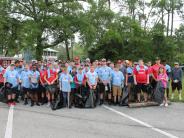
[36,45,43,61]
[36,36,43,60]
[107,0,111,9]
[170,0,174,36]
[161,6,164,26]
[166,10,170,36]
[65,40,70,60]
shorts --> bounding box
[172,81,182,91]
[40,85,46,93]
[6,86,18,95]
[99,83,110,94]
[135,83,147,94]
[30,88,39,94]
[46,84,57,94]
[22,87,30,94]
[112,86,122,97]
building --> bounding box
[42,48,59,60]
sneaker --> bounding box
[160,103,164,107]
[179,95,182,101]
[31,102,34,107]
[47,102,51,107]
[165,103,168,107]
[24,101,28,105]
[36,103,40,106]
[171,94,174,100]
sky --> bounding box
[82,1,183,29]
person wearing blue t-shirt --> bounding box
[59,67,73,108]
[4,63,19,106]
[86,65,98,108]
[20,64,31,105]
[98,58,112,105]
[112,64,124,105]
[30,64,40,106]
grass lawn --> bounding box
[169,77,184,102]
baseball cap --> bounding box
[174,62,179,65]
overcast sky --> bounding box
[111,1,183,29]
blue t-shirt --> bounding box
[86,71,98,85]
[59,73,73,92]
[126,67,134,83]
[4,70,19,87]
[20,70,31,88]
[30,70,40,88]
[0,66,4,72]
[98,66,111,82]
[112,71,124,86]
[76,73,85,85]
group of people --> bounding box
[0,57,183,108]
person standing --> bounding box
[133,59,149,102]
[45,64,58,107]
[162,60,171,99]
[98,58,112,105]
[20,64,31,105]
[171,62,183,100]
[157,67,169,107]
[4,63,19,106]
[125,61,134,102]
[59,67,73,108]
[111,64,124,105]
[30,64,40,106]
[0,65,5,88]
[151,57,165,91]
[86,65,98,107]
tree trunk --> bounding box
[170,0,174,36]
[65,40,70,60]
[161,6,164,26]
[166,10,170,36]
[36,37,43,60]
[107,0,111,9]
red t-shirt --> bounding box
[40,70,46,84]
[133,65,148,84]
[0,69,5,83]
[45,70,57,83]
[151,64,165,79]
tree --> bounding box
[6,0,86,60]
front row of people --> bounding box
[1,59,182,108]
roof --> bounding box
[43,48,59,53]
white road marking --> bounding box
[103,105,179,138]
[4,105,14,138]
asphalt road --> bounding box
[0,102,184,138]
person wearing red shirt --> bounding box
[44,64,58,107]
[39,64,47,105]
[133,59,149,102]
[0,66,5,88]
[151,57,165,90]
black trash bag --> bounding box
[0,86,6,102]
[51,93,63,110]
[74,93,88,108]
[85,90,96,108]
[120,86,129,106]
[154,81,165,104]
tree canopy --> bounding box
[0,0,183,63]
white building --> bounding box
[42,48,59,60]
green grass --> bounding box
[169,77,184,103]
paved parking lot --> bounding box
[0,102,184,138]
